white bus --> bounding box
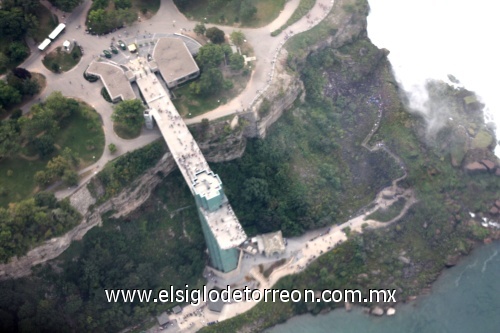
[38,38,51,51]
[48,23,66,40]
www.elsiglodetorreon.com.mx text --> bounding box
[105,285,396,305]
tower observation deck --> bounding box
[88,37,246,272]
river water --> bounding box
[267,242,500,333]
[268,2,500,331]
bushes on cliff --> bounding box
[0,192,80,263]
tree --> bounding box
[21,79,40,96]
[114,0,132,9]
[194,23,206,36]
[48,0,83,12]
[0,81,22,109]
[62,169,78,186]
[0,8,27,39]
[230,30,245,47]
[240,0,257,22]
[111,99,145,131]
[195,44,224,69]
[230,53,245,70]
[0,52,8,72]
[190,68,223,96]
[33,135,55,158]
[12,68,31,80]
[108,143,117,154]
[205,27,225,44]
[8,42,29,63]
[0,120,20,159]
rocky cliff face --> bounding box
[240,50,304,138]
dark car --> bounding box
[110,46,118,54]
[118,40,126,50]
[103,50,112,58]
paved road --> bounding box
[18,0,334,198]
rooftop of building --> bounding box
[156,312,169,326]
[86,61,136,101]
[259,231,286,255]
[200,202,247,249]
[152,37,199,83]
[192,170,222,200]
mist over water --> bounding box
[366,0,500,155]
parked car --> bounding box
[103,50,112,58]
[110,46,118,54]
[118,40,126,50]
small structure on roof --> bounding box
[156,312,170,328]
[257,231,286,257]
[172,305,182,314]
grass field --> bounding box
[54,104,105,168]
[0,103,104,207]
[179,0,285,27]
[42,46,82,73]
[173,69,250,118]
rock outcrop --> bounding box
[465,161,488,173]
[371,306,384,316]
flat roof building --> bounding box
[86,61,136,102]
[258,231,286,257]
[152,37,200,88]
[156,312,169,327]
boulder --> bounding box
[345,301,352,312]
[481,159,496,172]
[445,255,460,267]
[371,306,384,316]
[465,161,488,173]
[490,206,499,215]
[386,307,396,316]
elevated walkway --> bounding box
[131,56,246,270]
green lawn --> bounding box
[178,0,286,27]
[54,104,105,167]
[172,84,223,118]
[173,69,250,118]
[0,158,46,207]
[0,103,104,207]
[42,46,82,73]
[32,4,58,43]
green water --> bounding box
[267,242,500,333]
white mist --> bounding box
[367,0,500,156]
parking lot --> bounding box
[99,33,201,66]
